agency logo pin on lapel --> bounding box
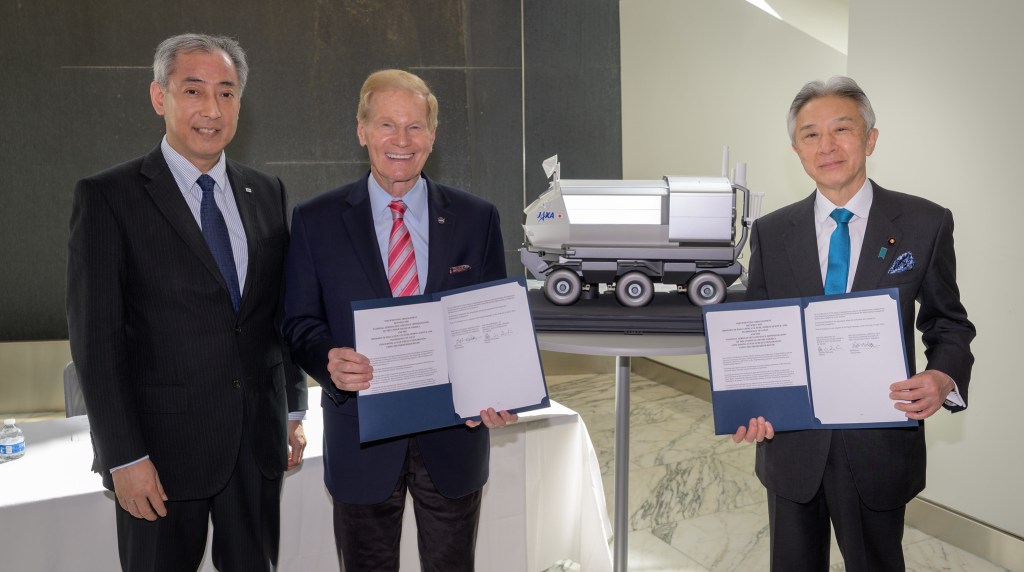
[437,217,445,224]
[879,236,897,258]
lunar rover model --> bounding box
[520,150,761,308]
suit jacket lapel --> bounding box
[227,160,258,311]
[424,176,455,294]
[344,176,393,297]
[783,193,826,297]
[140,148,229,295]
[852,182,902,292]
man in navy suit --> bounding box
[282,69,516,571]
[733,77,975,571]
[67,33,307,571]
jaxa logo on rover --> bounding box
[536,211,561,222]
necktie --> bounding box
[824,208,854,295]
[198,174,242,312]
[387,200,420,297]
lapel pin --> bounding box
[245,187,253,193]
[879,247,888,259]
[887,237,896,245]
[437,217,445,224]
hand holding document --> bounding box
[703,289,916,435]
[352,277,549,442]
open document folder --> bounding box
[352,276,549,442]
[702,289,917,435]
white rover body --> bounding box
[520,151,761,307]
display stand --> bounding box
[537,332,707,572]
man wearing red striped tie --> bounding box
[282,69,516,571]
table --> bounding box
[0,400,611,571]
[538,332,707,572]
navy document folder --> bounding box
[353,276,549,442]
[702,289,917,435]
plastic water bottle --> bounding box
[0,418,25,463]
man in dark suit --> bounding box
[66,33,307,571]
[282,69,516,571]
[733,76,975,571]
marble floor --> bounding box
[545,371,1010,572]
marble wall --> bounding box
[0,0,622,341]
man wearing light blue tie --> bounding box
[732,77,975,571]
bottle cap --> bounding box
[3,419,14,425]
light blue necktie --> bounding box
[824,208,854,295]
[198,174,242,312]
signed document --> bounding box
[804,295,909,425]
[353,277,549,442]
[702,289,915,435]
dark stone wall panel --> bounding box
[465,68,526,272]
[523,0,622,200]
[464,0,523,67]
[0,0,620,340]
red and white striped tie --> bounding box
[387,200,420,297]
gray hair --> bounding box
[153,33,249,96]
[787,76,875,144]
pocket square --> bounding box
[449,264,472,275]
[888,251,915,274]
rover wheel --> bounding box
[615,272,654,308]
[544,268,582,305]
[687,272,727,306]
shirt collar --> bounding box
[814,178,873,224]
[368,174,428,222]
[160,135,229,195]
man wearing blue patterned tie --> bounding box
[282,69,516,571]
[731,77,975,571]
[67,33,307,571]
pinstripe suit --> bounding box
[745,182,975,569]
[67,145,306,567]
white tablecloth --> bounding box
[0,400,611,571]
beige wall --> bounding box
[0,341,71,415]
[622,0,1023,538]
[849,0,1023,539]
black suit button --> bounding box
[232,379,241,388]
[234,327,242,335]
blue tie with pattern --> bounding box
[824,208,854,295]
[198,174,242,312]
